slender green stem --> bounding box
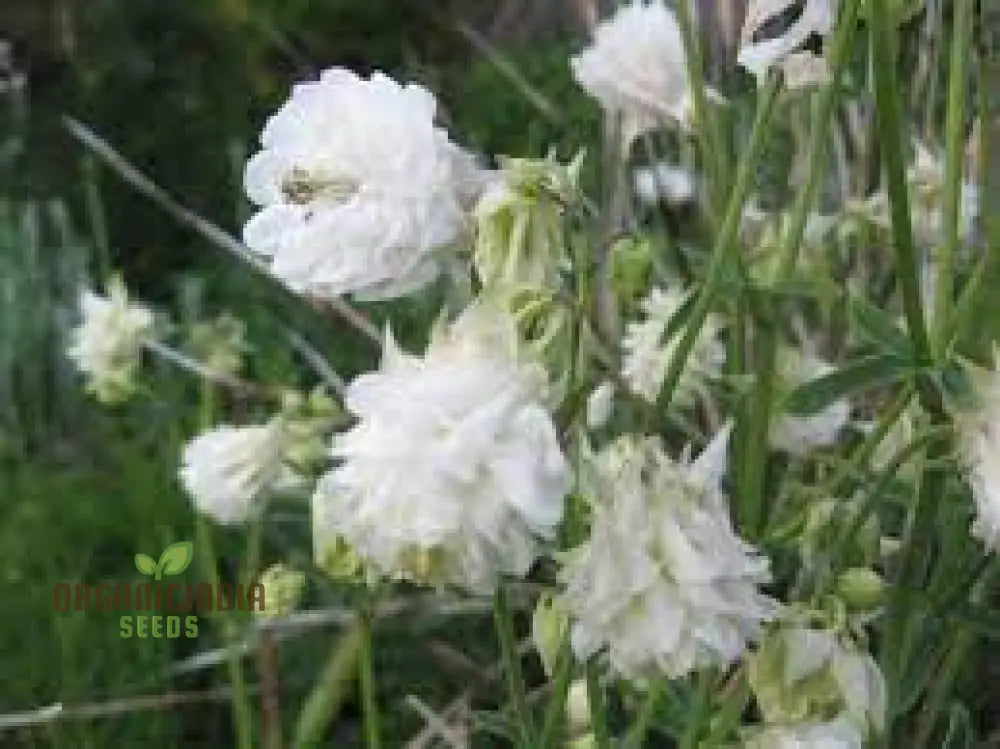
[655,77,780,415]
[932,0,975,355]
[815,385,915,500]
[358,603,381,749]
[674,0,728,218]
[869,0,933,368]
[494,584,535,748]
[775,0,863,278]
[292,625,363,749]
[538,639,574,748]
[585,661,611,749]
[739,315,777,539]
[195,382,254,749]
[195,516,254,749]
[913,563,1000,746]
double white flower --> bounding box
[179,420,288,524]
[312,301,569,593]
[557,431,779,679]
[748,625,886,746]
[621,286,725,407]
[67,277,155,404]
[571,2,706,145]
[244,68,483,301]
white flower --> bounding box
[859,142,980,246]
[180,421,287,524]
[557,431,779,679]
[749,625,887,737]
[633,163,697,205]
[67,276,155,404]
[738,0,836,88]
[771,350,849,455]
[953,352,1000,551]
[621,286,725,406]
[571,2,707,144]
[585,381,615,430]
[908,142,980,245]
[243,68,482,301]
[311,300,569,593]
[744,717,865,749]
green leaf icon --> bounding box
[156,541,194,580]
[135,553,157,577]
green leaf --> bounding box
[785,355,911,415]
[134,553,157,577]
[157,541,194,577]
[849,297,914,358]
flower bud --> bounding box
[836,568,885,613]
[531,592,568,678]
[256,563,305,620]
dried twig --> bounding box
[61,116,381,345]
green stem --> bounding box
[538,639,574,748]
[869,0,933,368]
[913,563,1000,746]
[358,603,381,749]
[291,625,363,749]
[674,0,728,218]
[740,314,777,539]
[195,382,254,749]
[775,0,863,278]
[932,0,975,355]
[585,661,612,749]
[196,517,254,749]
[655,77,780,415]
[494,584,535,748]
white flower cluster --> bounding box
[243,68,484,301]
[67,276,155,404]
[311,301,569,593]
[557,432,779,679]
[621,286,725,406]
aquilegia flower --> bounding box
[738,0,836,88]
[243,68,482,301]
[571,1,706,145]
[557,431,779,679]
[67,275,155,404]
[180,420,288,524]
[311,300,569,593]
[748,625,886,742]
[952,351,1000,551]
[621,286,725,406]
